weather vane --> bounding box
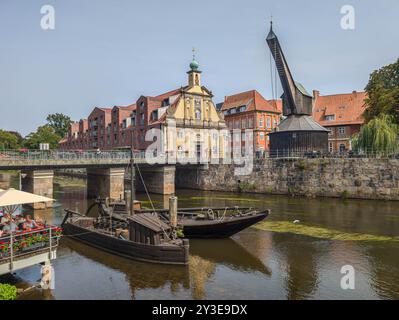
[192,47,196,59]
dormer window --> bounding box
[237,105,247,113]
[325,115,335,121]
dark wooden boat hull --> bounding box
[62,221,189,265]
[181,213,268,239]
[98,204,269,239]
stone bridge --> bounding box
[0,150,201,208]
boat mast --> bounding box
[130,129,135,215]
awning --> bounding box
[0,188,54,207]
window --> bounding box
[241,132,246,141]
[177,130,184,139]
[151,110,158,121]
[325,115,335,121]
[162,98,169,107]
[238,105,247,112]
[339,144,346,152]
[329,142,333,152]
[259,132,265,140]
[195,99,201,120]
[241,119,246,129]
[338,126,345,135]
[259,118,264,128]
[248,117,253,128]
[266,118,271,128]
[195,109,201,120]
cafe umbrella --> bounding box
[0,188,54,215]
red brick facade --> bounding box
[312,90,367,152]
[221,90,282,153]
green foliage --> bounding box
[238,181,255,193]
[297,159,307,170]
[46,113,72,138]
[364,58,399,123]
[176,228,185,238]
[23,125,61,150]
[0,130,20,149]
[0,284,17,300]
[351,114,399,155]
[341,190,349,199]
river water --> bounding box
[2,174,399,300]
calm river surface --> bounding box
[3,175,399,300]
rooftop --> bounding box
[221,90,280,114]
[313,91,367,126]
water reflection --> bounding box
[271,234,323,300]
[61,238,190,300]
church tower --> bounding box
[187,49,201,87]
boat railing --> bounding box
[0,226,62,264]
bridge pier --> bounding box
[87,167,125,200]
[136,165,175,195]
[21,170,54,209]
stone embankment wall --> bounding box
[176,159,399,200]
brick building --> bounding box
[312,90,367,152]
[60,57,227,161]
[220,90,282,154]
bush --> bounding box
[0,284,17,300]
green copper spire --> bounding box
[189,47,199,71]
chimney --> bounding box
[313,90,320,99]
[352,90,357,96]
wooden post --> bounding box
[125,190,131,215]
[169,196,178,228]
[130,158,135,216]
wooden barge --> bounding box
[62,210,189,265]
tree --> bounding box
[352,114,399,155]
[364,58,399,123]
[23,125,61,150]
[0,130,20,150]
[46,113,72,138]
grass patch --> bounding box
[254,221,399,242]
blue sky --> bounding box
[1,0,398,135]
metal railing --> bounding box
[0,226,62,267]
[0,150,140,162]
[255,149,399,159]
